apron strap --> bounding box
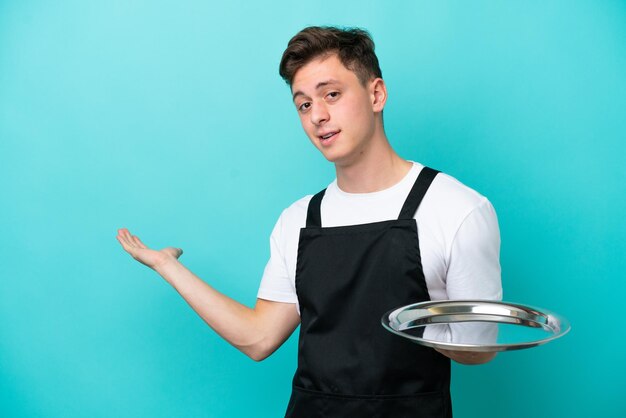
[306,189,327,227]
[398,166,439,220]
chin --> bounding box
[320,150,354,166]
[318,147,342,162]
[314,141,356,165]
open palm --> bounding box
[117,228,183,270]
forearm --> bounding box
[155,259,270,360]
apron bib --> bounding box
[285,167,452,418]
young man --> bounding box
[117,26,501,417]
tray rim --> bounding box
[381,299,571,352]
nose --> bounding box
[310,101,329,126]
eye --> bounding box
[298,102,311,112]
[326,91,340,101]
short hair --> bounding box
[279,26,382,87]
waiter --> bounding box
[117,26,502,417]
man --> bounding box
[117,26,501,417]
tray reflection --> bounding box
[382,300,570,352]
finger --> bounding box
[120,230,139,250]
[122,229,134,242]
[118,228,130,239]
[117,230,134,248]
[116,234,135,254]
[132,235,148,249]
[123,230,138,248]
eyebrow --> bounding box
[292,79,341,102]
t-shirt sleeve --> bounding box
[445,198,503,301]
[257,211,299,303]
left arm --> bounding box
[440,198,502,365]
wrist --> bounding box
[154,256,181,279]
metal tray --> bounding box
[382,300,570,352]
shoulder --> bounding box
[430,171,488,207]
[419,169,495,230]
[271,193,314,241]
[280,194,312,225]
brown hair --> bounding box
[279,26,382,87]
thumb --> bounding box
[163,247,183,258]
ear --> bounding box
[369,78,387,113]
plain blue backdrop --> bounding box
[1,1,624,417]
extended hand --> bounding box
[116,228,183,270]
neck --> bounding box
[335,132,412,193]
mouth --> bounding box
[318,130,340,145]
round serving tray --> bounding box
[382,300,570,352]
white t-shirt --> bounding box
[257,162,502,313]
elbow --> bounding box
[240,340,275,362]
[248,350,270,362]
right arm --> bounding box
[116,228,300,361]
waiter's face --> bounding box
[291,54,384,166]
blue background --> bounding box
[1,1,624,417]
